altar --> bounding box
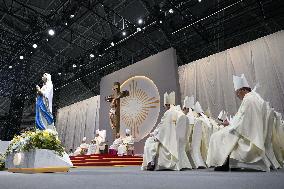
[0,141,10,155]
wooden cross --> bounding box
[105,82,129,139]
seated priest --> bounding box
[206,74,283,171]
[117,129,135,156]
[142,91,175,170]
[87,139,97,155]
[73,137,89,156]
[142,91,192,171]
[109,133,123,155]
[94,130,106,154]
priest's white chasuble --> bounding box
[206,91,282,170]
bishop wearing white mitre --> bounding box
[73,137,89,156]
[181,96,197,167]
[109,133,123,154]
[142,92,175,170]
[93,129,106,154]
[142,92,192,171]
[206,74,284,171]
[117,129,135,156]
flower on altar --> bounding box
[0,154,5,169]
[5,129,65,158]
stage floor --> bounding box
[0,166,284,189]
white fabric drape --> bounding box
[56,96,100,151]
[178,30,284,117]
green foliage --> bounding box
[0,154,5,169]
[5,129,65,157]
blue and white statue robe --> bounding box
[35,81,54,130]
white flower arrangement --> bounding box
[5,129,65,157]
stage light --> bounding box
[73,64,77,68]
[169,9,174,14]
[111,42,115,46]
[48,29,55,36]
[32,44,37,48]
[138,18,143,24]
[70,14,75,18]
[159,20,163,24]
[122,31,127,36]
[99,54,102,57]
[20,55,24,59]
[65,22,68,26]
[198,0,202,2]
[9,66,12,69]
[46,38,49,41]
[137,27,141,32]
[90,53,95,58]
[58,73,61,76]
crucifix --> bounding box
[105,82,129,140]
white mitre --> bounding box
[183,96,191,108]
[98,130,106,142]
[189,96,195,109]
[222,111,228,121]
[98,130,106,138]
[125,128,131,135]
[194,101,203,113]
[218,110,224,120]
[164,92,170,105]
[218,110,227,121]
[233,74,250,91]
[169,91,175,105]
[95,129,99,135]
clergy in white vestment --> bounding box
[73,137,89,156]
[87,139,97,155]
[154,92,192,170]
[94,130,106,154]
[183,96,196,125]
[141,91,175,170]
[182,96,197,167]
[206,74,283,171]
[117,129,135,156]
[109,133,123,155]
[141,129,159,170]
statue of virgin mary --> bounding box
[35,73,54,130]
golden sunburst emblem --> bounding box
[120,76,160,140]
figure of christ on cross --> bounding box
[105,82,129,140]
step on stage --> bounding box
[70,154,143,167]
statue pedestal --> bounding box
[5,149,73,173]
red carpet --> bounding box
[70,154,143,167]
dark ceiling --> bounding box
[0,0,284,114]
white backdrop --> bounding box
[178,30,284,117]
[56,95,100,151]
[120,76,160,142]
